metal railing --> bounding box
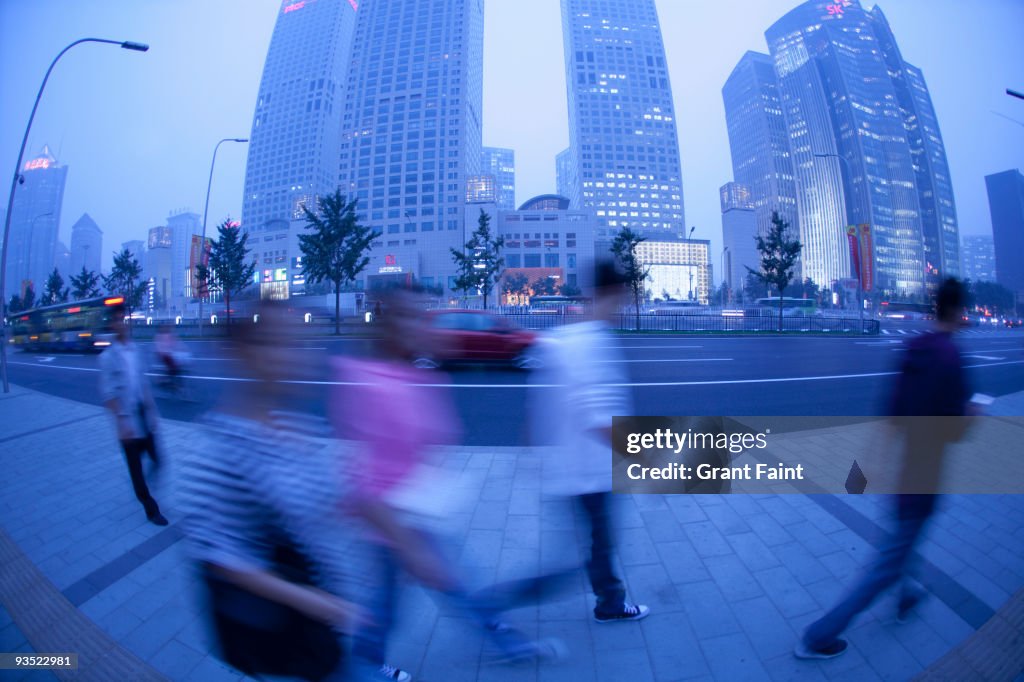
[499,312,879,335]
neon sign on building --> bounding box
[22,158,51,171]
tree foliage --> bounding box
[451,209,504,309]
[69,267,102,301]
[298,191,377,334]
[530,276,559,296]
[610,227,650,331]
[40,267,69,306]
[966,279,1016,314]
[103,249,145,319]
[747,211,802,331]
[198,218,257,328]
[501,272,530,304]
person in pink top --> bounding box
[331,285,561,681]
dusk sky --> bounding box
[1,0,1022,272]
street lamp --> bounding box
[1,37,148,394]
[198,137,248,337]
[813,152,865,325]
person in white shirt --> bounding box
[530,260,649,623]
[98,303,167,526]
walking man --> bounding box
[796,278,974,659]
[530,260,649,623]
[99,303,168,526]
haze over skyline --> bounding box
[1,0,1022,273]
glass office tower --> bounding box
[338,0,484,291]
[761,0,958,298]
[241,0,359,233]
[722,51,799,241]
[482,147,516,211]
[560,0,685,239]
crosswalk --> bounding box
[881,328,1021,337]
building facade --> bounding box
[960,234,997,285]
[757,0,960,299]
[722,51,798,241]
[560,0,686,243]
[482,147,516,211]
[720,182,759,299]
[166,211,202,312]
[986,169,1024,299]
[145,226,173,312]
[241,0,359,234]
[5,146,67,299]
[69,214,102,278]
[338,0,485,294]
[634,235,711,305]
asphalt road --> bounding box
[7,328,1024,445]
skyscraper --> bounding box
[560,0,685,240]
[754,0,960,298]
[338,0,484,292]
[69,214,102,276]
[960,234,997,285]
[241,0,359,233]
[722,52,798,240]
[166,211,201,312]
[986,169,1024,299]
[481,147,516,211]
[5,146,67,299]
[555,147,578,207]
[720,182,759,296]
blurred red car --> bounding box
[415,310,541,369]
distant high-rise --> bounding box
[482,147,516,211]
[560,0,685,240]
[722,52,797,240]
[241,0,359,233]
[166,211,201,312]
[752,0,961,298]
[54,241,70,279]
[338,0,484,292]
[69,213,102,276]
[145,226,173,311]
[720,182,759,296]
[5,146,66,298]
[986,169,1024,299]
[960,234,997,284]
[555,147,577,207]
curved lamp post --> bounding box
[1,38,148,393]
[198,137,248,337]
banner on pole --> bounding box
[858,224,874,292]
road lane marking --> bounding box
[599,358,734,364]
[13,359,1024,389]
[964,355,1005,361]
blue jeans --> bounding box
[803,494,937,649]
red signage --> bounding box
[847,226,861,285]
[283,1,305,13]
[385,254,397,266]
[22,158,51,171]
[858,224,874,292]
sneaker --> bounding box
[147,512,169,527]
[794,639,848,660]
[594,603,649,623]
[378,663,411,681]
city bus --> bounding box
[7,296,122,352]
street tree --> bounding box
[501,272,529,305]
[70,266,102,300]
[560,282,583,298]
[530,276,559,297]
[969,280,1015,315]
[450,209,504,309]
[747,211,802,331]
[40,268,69,306]
[299,191,377,334]
[21,285,36,312]
[610,227,650,331]
[198,218,257,328]
[103,249,145,321]
[7,294,23,314]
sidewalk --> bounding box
[1,384,1022,681]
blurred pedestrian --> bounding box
[333,284,561,681]
[98,303,167,526]
[796,278,975,660]
[529,260,650,624]
[154,323,189,395]
[178,301,361,680]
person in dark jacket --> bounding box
[796,278,975,660]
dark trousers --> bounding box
[804,494,937,648]
[579,492,626,616]
[120,434,161,517]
